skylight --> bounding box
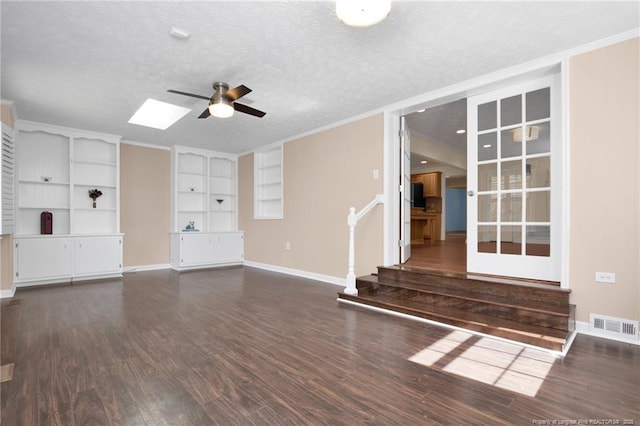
[128,99,191,130]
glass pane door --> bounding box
[467,75,561,281]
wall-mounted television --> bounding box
[411,183,426,208]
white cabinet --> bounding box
[13,120,123,286]
[170,232,244,270]
[74,236,122,277]
[14,236,73,282]
[14,235,123,285]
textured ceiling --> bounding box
[2,1,638,153]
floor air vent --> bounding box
[589,314,639,340]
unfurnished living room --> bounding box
[1,1,639,424]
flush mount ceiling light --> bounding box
[128,99,191,130]
[336,0,391,27]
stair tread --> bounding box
[341,291,570,342]
[379,265,569,292]
[357,275,571,316]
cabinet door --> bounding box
[180,233,213,266]
[15,237,72,281]
[211,233,244,263]
[423,173,441,197]
[74,236,122,276]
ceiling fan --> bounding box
[167,82,266,119]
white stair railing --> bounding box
[345,194,385,295]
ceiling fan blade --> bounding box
[234,102,266,118]
[198,108,211,119]
[224,85,252,101]
[167,89,211,101]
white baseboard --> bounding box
[243,261,346,288]
[123,263,171,273]
[0,282,16,299]
[576,321,640,346]
[170,261,242,272]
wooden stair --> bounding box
[338,265,575,352]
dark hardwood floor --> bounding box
[405,232,467,273]
[1,266,639,425]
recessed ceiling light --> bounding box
[420,160,428,164]
[169,27,190,40]
[417,108,426,113]
[483,144,492,148]
[456,129,466,134]
[128,99,191,130]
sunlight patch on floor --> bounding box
[409,331,557,397]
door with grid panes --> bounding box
[466,75,561,281]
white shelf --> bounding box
[74,183,117,188]
[73,159,116,167]
[178,170,206,177]
[19,206,70,210]
[18,179,70,186]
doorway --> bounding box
[388,68,564,283]
[402,98,468,273]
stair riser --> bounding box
[377,269,569,313]
[339,293,565,352]
[376,286,570,331]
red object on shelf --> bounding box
[40,211,52,234]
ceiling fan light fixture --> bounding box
[336,0,391,27]
[209,95,234,118]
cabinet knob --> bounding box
[467,190,475,197]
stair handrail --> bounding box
[345,194,385,295]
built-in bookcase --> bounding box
[15,121,120,235]
[209,156,236,231]
[171,146,237,233]
[13,120,123,286]
[72,137,119,234]
[254,144,283,219]
[170,145,242,271]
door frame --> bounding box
[383,60,570,289]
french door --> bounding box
[400,116,411,263]
[467,75,562,281]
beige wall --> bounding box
[569,37,639,323]
[239,114,385,280]
[1,103,15,293]
[120,143,171,267]
[1,103,15,128]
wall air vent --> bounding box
[589,314,639,340]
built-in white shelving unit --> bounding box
[254,144,283,219]
[13,120,123,286]
[170,145,242,270]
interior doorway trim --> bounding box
[383,59,569,288]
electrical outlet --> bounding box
[595,272,616,283]
[285,241,291,251]
[372,169,379,179]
